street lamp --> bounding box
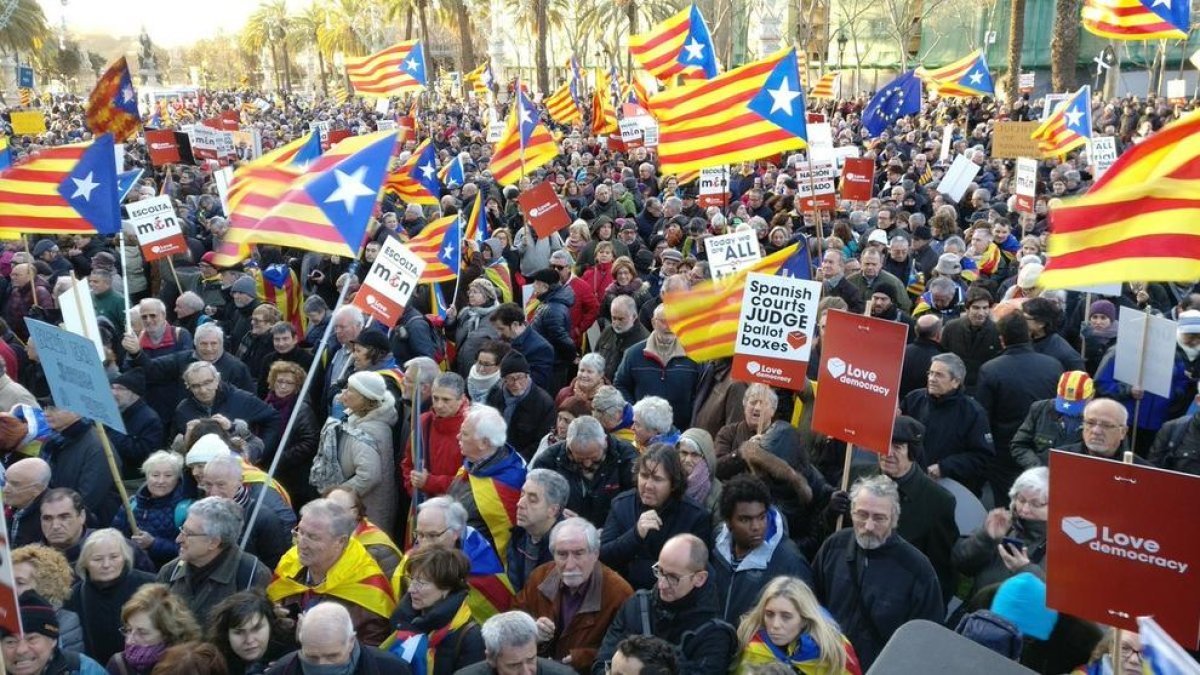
[837,28,848,69]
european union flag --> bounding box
[862,70,923,138]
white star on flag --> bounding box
[682,38,705,62]
[519,105,533,127]
[1064,106,1084,128]
[419,162,436,179]
[1153,0,1170,8]
[71,172,99,201]
[441,243,455,260]
[324,166,375,215]
[121,86,134,104]
[968,71,984,85]
[407,58,421,72]
[768,77,801,115]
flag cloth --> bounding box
[1138,615,1200,674]
[664,243,800,361]
[252,264,307,336]
[346,41,427,96]
[354,520,402,567]
[1082,0,1188,39]
[453,446,525,565]
[1040,108,1200,288]
[917,50,995,97]
[384,138,441,206]
[545,83,583,125]
[465,61,494,97]
[628,3,719,83]
[86,57,140,141]
[0,134,121,237]
[268,537,395,619]
[810,72,840,100]
[462,192,489,243]
[736,629,862,674]
[226,130,397,259]
[649,47,808,176]
[439,154,466,188]
[392,526,514,623]
[591,68,619,135]
[0,136,10,171]
[116,168,143,202]
[383,600,473,675]
[862,70,923,138]
[488,88,558,186]
[1030,85,1092,157]
[407,214,460,282]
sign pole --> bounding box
[22,238,38,311]
[1131,310,1152,450]
[166,256,183,292]
[1080,292,1093,362]
[1108,449,1137,670]
[835,443,855,531]
[411,368,424,509]
[118,231,134,336]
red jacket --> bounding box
[567,276,600,345]
[401,400,467,496]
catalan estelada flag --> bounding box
[465,61,494,97]
[226,130,397,259]
[0,134,121,237]
[453,445,525,566]
[1030,85,1092,157]
[810,71,840,100]
[86,57,140,141]
[664,243,800,361]
[488,88,558,186]
[393,526,514,624]
[1040,108,1200,288]
[406,214,460,282]
[650,47,808,175]
[545,83,583,125]
[346,41,427,96]
[1082,0,1188,39]
[439,154,466,188]
[268,537,395,620]
[462,189,489,243]
[384,138,440,206]
[917,50,995,98]
[629,3,719,83]
[737,629,862,674]
[591,68,619,135]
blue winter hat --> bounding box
[991,572,1059,640]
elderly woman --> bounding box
[107,583,202,674]
[599,445,712,590]
[677,428,721,520]
[312,370,399,533]
[953,466,1049,605]
[236,303,283,383]
[263,360,320,507]
[555,352,606,407]
[12,544,83,654]
[631,396,680,449]
[324,485,403,579]
[734,576,859,673]
[446,277,501,376]
[66,529,157,664]
[207,591,295,675]
[384,547,484,674]
[112,451,191,568]
[600,256,649,321]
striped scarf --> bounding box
[454,447,525,564]
[382,600,472,675]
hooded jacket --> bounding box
[709,507,813,624]
[531,283,577,361]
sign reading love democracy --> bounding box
[705,230,762,281]
[351,238,426,327]
[1047,450,1200,646]
[145,129,182,166]
[732,273,822,390]
[1014,157,1038,214]
[517,181,572,238]
[812,310,908,453]
[126,195,188,261]
[839,157,875,201]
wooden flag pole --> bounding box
[1109,449,1137,670]
[835,443,856,531]
[1080,292,1093,362]
[165,256,183,292]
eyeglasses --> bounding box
[141,313,159,319]
[1011,494,1048,510]
[406,578,434,591]
[178,528,210,538]
[550,265,566,271]
[1120,644,1143,661]
[413,528,449,542]
[119,626,158,639]
[650,562,695,587]
[291,527,330,543]
[1082,419,1124,432]
[476,360,498,369]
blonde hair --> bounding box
[736,577,847,673]
[121,583,202,645]
[11,544,73,606]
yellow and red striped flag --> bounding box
[405,214,460,282]
[649,47,809,175]
[1030,85,1092,157]
[268,538,395,621]
[591,68,619,135]
[1040,108,1200,288]
[916,50,995,98]
[464,61,495,97]
[810,72,840,100]
[545,83,582,125]
[346,41,427,97]
[382,138,440,206]
[0,135,122,238]
[628,3,719,83]
[1082,0,1189,39]
[488,88,558,186]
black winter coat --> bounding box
[940,317,1002,392]
[976,344,1063,462]
[171,383,282,456]
[66,568,157,665]
[591,584,735,675]
[531,436,638,526]
[599,491,713,591]
[531,284,577,361]
[388,590,483,675]
[1010,399,1083,470]
[900,388,994,493]
[1032,332,1086,373]
[1149,412,1200,476]
[106,398,163,481]
[44,420,121,527]
[613,340,701,431]
[892,466,959,605]
[899,338,944,398]
[265,647,411,675]
[485,384,557,462]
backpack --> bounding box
[955,609,1024,660]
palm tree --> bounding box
[1049,0,1079,90]
[244,0,292,91]
[432,0,476,74]
[0,0,49,56]
[1005,0,1024,101]
[387,0,430,49]
[291,2,330,95]
[508,0,571,92]
[318,0,374,58]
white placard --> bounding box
[1042,93,1072,121]
[214,167,234,216]
[1015,157,1038,214]
[832,145,860,169]
[114,143,125,174]
[1089,136,1118,177]
[1019,72,1035,91]
[190,125,220,154]
[733,272,822,367]
[1114,306,1178,399]
[699,166,730,196]
[618,118,643,144]
[1190,49,1200,71]
[794,162,837,199]
[642,123,659,147]
[126,195,184,248]
[56,277,105,361]
[311,120,331,140]
[938,154,982,203]
[375,97,391,115]
[1167,79,1187,100]
[353,238,427,328]
[705,230,762,280]
[1069,283,1122,296]
[487,122,505,143]
[807,123,834,164]
[377,119,397,132]
[939,124,954,162]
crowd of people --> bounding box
[0,83,1192,675]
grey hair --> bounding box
[177,291,205,313]
[632,396,673,435]
[141,450,183,477]
[744,383,779,408]
[183,360,219,382]
[663,196,683,211]
[578,352,605,374]
[433,372,466,399]
[566,415,606,448]
[482,611,539,658]
[525,469,569,511]
[549,517,599,554]
[195,323,224,341]
[333,305,365,327]
[204,455,244,481]
[189,497,245,547]
[610,295,637,315]
[138,297,166,314]
[76,528,135,579]
[931,353,966,382]
[1009,466,1049,503]
[405,356,442,388]
[942,235,967,254]
[549,249,575,267]
[928,277,956,295]
[591,386,627,416]
[299,498,357,539]
[849,474,901,521]
[465,404,507,448]
[417,496,467,536]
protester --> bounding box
[106,583,201,675]
[733,576,859,673]
[205,591,295,675]
[384,547,484,674]
[67,530,157,665]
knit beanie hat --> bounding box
[186,433,233,466]
[991,573,1059,640]
[500,350,530,378]
[1088,299,1117,322]
[347,371,388,403]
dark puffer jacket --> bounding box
[531,435,638,526]
[112,481,193,568]
[599,490,712,591]
[531,283,577,361]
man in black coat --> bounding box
[171,361,282,456]
[107,369,163,480]
[976,313,1063,505]
[941,286,1003,394]
[819,249,865,314]
[42,409,120,527]
[265,601,411,675]
[899,315,944,397]
[491,303,556,393]
[593,534,736,675]
[1023,297,1087,372]
[485,351,556,462]
[900,352,994,495]
[128,322,255,423]
[811,475,944,670]
[531,415,638,526]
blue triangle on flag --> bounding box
[58,134,121,235]
[747,50,808,141]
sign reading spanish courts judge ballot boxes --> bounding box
[732,273,822,390]
[351,238,427,327]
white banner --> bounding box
[705,230,761,280]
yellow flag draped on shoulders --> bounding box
[268,537,396,620]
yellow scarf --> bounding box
[267,538,395,619]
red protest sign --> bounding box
[795,162,838,212]
[807,112,826,123]
[145,129,181,166]
[517,181,571,239]
[0,515,21,637]
[219,110,240,130]
[1047,451,1200,647]
[811,310,907,453]
[328,129,352,145]
[840,157,876,201]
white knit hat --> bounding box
[348,371,388,403]
[186,433,232,466]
